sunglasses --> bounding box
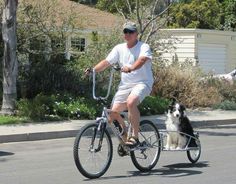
[123,29,136,34]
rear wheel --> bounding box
[73,122,113,179]
[187,138,201,163]
[130,120,161,172]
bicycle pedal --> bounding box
[117,144,129,157]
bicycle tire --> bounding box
[187,138,201,163]
[130,120,161,172]
[73,122,113,179]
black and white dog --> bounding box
[165,101,197,150]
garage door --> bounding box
[198,44,227,74]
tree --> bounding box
[96,0,173,43]
[1,0,18,115]
[0,1,4,59]
[16,0,80,98]
[222,0,236,31]
[168,0,221,29]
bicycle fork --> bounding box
[90,120,107,153]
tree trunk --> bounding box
[1,0,18,115]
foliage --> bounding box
[52,96,97,119]
[17,0,78,55]
[0,116,29,125]
[15,0,85,99]
[17,93,98,120]
[168,0,221,29]
[96,0,135,14]
[71,0,97,5]
[17,94,56,121]
[204,78,236,100]
[139,96,170,115]
[97,0,171,43]
[18,57,86,98]
[73,29,123,95]
[221,0,236,31]
[213,100,236,110]
[152,61,222,108]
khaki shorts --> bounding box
[112,83,151,105]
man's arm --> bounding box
[94,59,111,72]
[122,56,149,73]
[85,60,111,75]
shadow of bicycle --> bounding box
[128,161,209,178]
[84,161,209,181]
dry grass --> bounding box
[152,62,222,108]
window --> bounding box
[71,37,86,52]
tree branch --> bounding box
[136,0,142,34]
[114,0,127,20]
[125,0,132,15]
[142,2,173,36]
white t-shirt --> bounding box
[106,41,154,89]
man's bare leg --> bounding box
[109,103,128,141]
[126,95,140,138]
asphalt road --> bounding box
[1,124,236,184]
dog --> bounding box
[165,101,197,150]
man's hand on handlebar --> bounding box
[121,66,131,73]
[84,67,92,76]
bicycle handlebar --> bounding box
[92,65,120,101]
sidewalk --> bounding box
[0,109,236,143]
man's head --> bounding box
[123,22,138,44]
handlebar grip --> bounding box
[112,65,121,71]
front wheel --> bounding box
[73,122,113,179]
[130,120,161,172]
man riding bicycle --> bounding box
[86,22,154,148]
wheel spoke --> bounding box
[130,120,161,171]
[73,123,113,179]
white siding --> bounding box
[198,44,227,74]
[159,35,195,63]
[159,29,236,72]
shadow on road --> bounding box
[0,151,14,157]
[129,161,208,178]
[0,151,14,163]
[84,161,209,181]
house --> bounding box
[159,29,236,74]
[13,1,236,73]
[17,0,122,59]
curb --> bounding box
[1,118,236,143]
[0,130,79,143]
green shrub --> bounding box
[213,100,236,110]
[17,93,97,121]
[0,115,29,125]
[139,96,170,115]
[202,78,236,110]
[53,97,97,119]
[17,94,56,121]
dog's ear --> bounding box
[180,104,186,111]
[170,98,176,106]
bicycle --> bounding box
[73,66,161,179]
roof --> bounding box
[18,0,122,31]
[161,29,236,36]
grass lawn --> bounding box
[0,116,29,125]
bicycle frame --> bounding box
[91,67,161,152]
[92,67,129,145]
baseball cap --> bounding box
[123,22,137,32]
